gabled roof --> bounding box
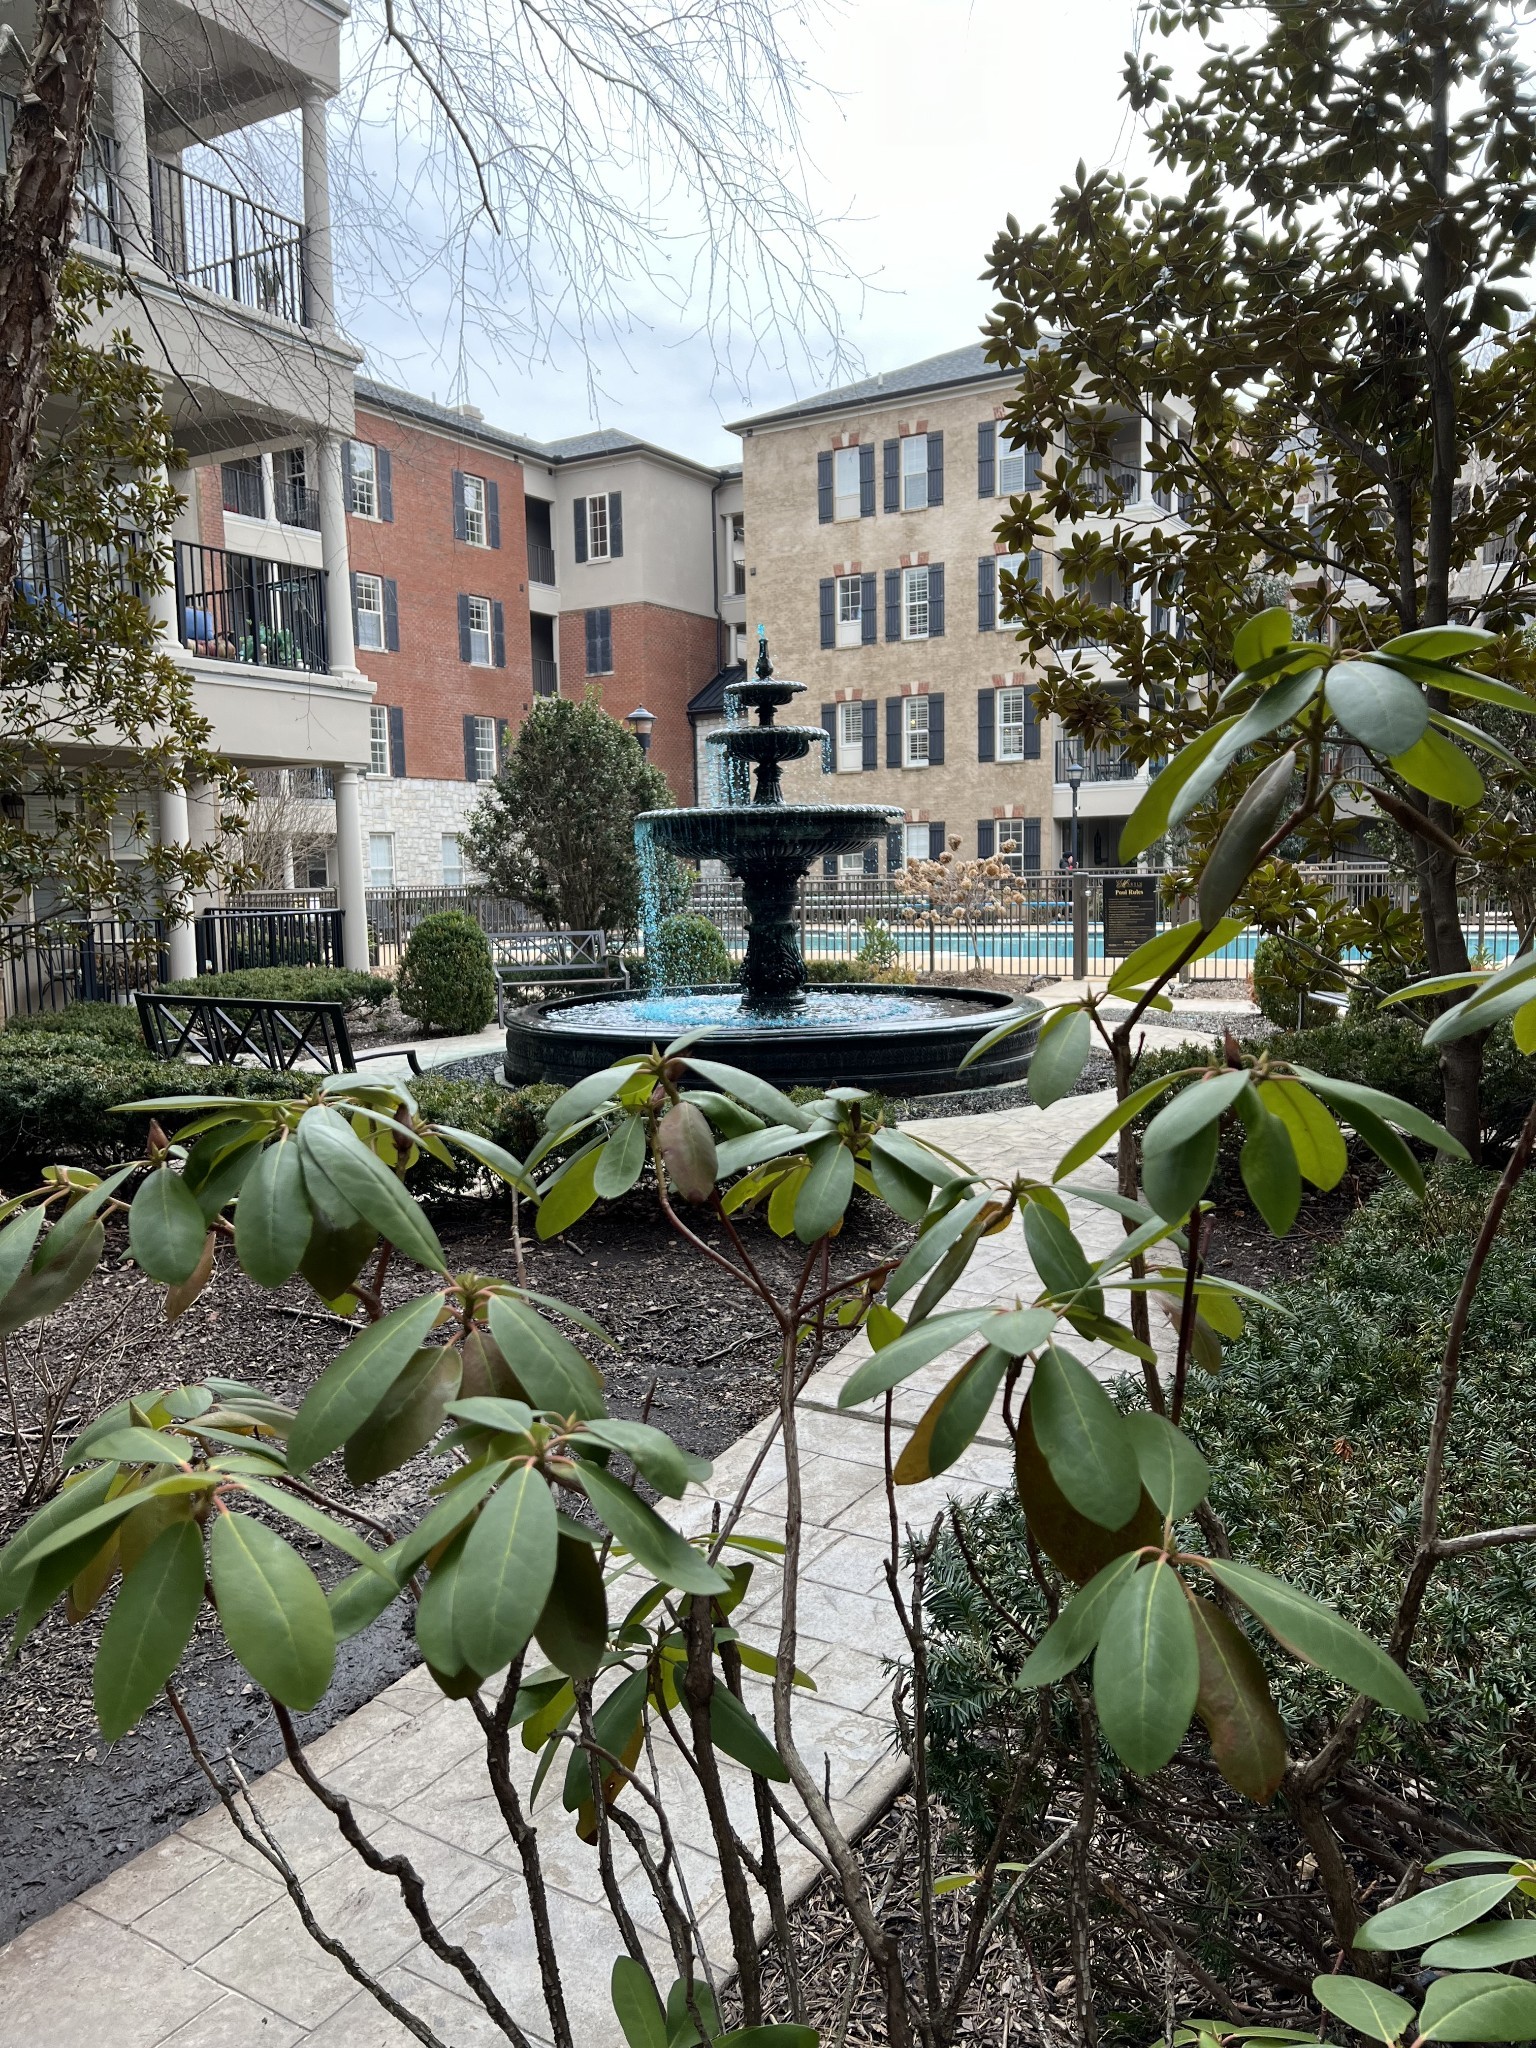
[687,663,747,719]
[729,343,1011,433]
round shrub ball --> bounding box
[396,911,497,1033]
[653,911,732,988]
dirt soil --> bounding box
[0,1181,908,1942]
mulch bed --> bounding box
[0,1179,907,1941]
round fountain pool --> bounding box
[504,983,1042,1097]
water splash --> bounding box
[634,813,668,993]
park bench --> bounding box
[489,929,628,1023]
[136,991,422,1076]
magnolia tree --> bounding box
[2,615,1536,2044]
[893,835,1027,972]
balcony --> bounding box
[1,95,117,251]
[149,159,308,327]
[533,658,559,697]
[1084,461,1141,508]
[274,478,321,530]
[221,460,264,518]
[1055,742,1161,785]
[175,542,328,673]
[527,541,556,586]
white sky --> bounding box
[341,0,1160,464]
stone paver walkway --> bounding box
[0,1090,1173,2048]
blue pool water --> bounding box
[541,989,992,1033]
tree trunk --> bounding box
[0,0,111,649]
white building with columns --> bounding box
[3,0,375,976]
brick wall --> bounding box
[348,407,535,783]
[557,600,722,801]
[193,465,226,550]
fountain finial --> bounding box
[755,627,772,681]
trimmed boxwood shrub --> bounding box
[164,966,393,1012]
[653,912,732,988]
[4,1002,145,1047]
[396,912,496,1034]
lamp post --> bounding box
[625,706,656,756]
[1065,743,1084,872]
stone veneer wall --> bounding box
[357,775,486,886]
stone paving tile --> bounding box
[159,1991,305,2048]
[0,1903,225,2048]
[79,1833,221,1926]
[311,1968,551,2048]
[134,1854,287,1963]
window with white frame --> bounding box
[349,442,379,519]
[835,573,863,648]
[838,846,868,876]
[997,435,1033,495]
[996,551,1034,626]
[466,595,492,666]
[902,565,930,641]
[836,699,864,773]
[995,828,1025,876]
[305,850,330,890]
[902,695,930,767]
[997,686,1029,760]
[903,823,931,863]
[587,494,612,560]
[732,624,747,665]
[368,832,395,889]
[729,511,746,594]
[441,834,463,887]
[901,435,929,511]
[369,704,390,775]
[463,473,488,547]
[833,447,861,521]
[472,715,497,781]
[355,573,386,652]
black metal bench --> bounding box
[136,991,422,1076]
[489,929,628,1023]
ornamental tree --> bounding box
[982,0,1536,1155]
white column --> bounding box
[300,91,335,331]
[106,0,154,263]
[317,434,357,674]
[333,768,369,970]
[157,782,198,980]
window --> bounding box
[355,573,386,652]
[997,687,1030,761]
[587,494,611,561]
[833,447,861,521]
[902,565,930,641]
[995,552,1035,626]
[731,624,748,665]
[836,574,863,649]
[369,704,390,775]
[729,511,746,595]
[368,832,395,889]
[304,850,330,890]
[349,442,379,519]
[462,473,488,547]
[465,595,492,665]
[221,458,263,519]
[585,606,613,675]
[838,846,868,876]
[901,696,930,767]
[836,700,864,773]
[997,436,1037,496]
[472,715,497,782]
[903,823,931,864]
[901,435,929,511]
[441,835,463,887]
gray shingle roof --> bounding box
[730,343,1010,432]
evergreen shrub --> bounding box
[395,912,496,1033]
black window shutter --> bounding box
[492,599,506,668]
[823,855,837,877]
[862,843,878,876]
[817,451,833,523]
[859,444,875,517]
[341,439,354,509]
[886,696,901,768]
[1025,446,1042,491]
[860,571,876,643]
[884,569,900,641]
[349,571,360,648]
[977,689,995,762]
[978,819,995,858]
[928,693,945,765]
[1023,687,1040,760]
[929,563,946,638]
[463,714,478,781]
[383,577,399,652]
[1027,548,1043,589]
[927,431,944,506]
[977,555,996,631]
[885,825,902,869]
[819,577,835,650]
[486,479,501,549]
[573,498,588,563]
[609,492,623,558]
[457,593,472,663]
[388,704,406,777]
[861,698,877,770]
[929,822,946,858]
[377,446,393,522]
[452,469,467,541]
[883,439,899,512]
[1023,818,1041,870]
[599,609,613,671]
[821,702,836,763]
[977,422,995,498]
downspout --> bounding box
[700,473,723,805]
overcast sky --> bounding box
[342,0,1161,464]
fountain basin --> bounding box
[504,984,1042,1097]
[640,802,900,865]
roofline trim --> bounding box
[727,364,1014,436]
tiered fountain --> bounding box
[504,636,1041,1094]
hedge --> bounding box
[164,966,394,1011]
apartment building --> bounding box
[4,0,382,971]
[732,344,1190,876]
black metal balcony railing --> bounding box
[1084,460,1141,507]
[1054,741,1161,785]
[526,540,557,585]
[1,95,118,251]
[150,158,307,326]
[175,542,328,674]
[221,461,264,518]
[533,658,559,697]
[275,479,321,531]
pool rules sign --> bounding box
[1102,875,1158,956]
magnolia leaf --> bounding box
[1325,660,1429,754]
[1390,726,1484,807]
